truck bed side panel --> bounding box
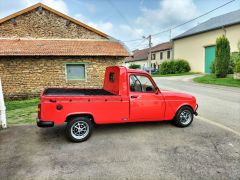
[40,96,129,124]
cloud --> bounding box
[0,0,69,19]
[25,0,69,14]
[118,24,144,39]
[136,0,199,31]
[74,13,113,34]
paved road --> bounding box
[1,122,240,179]
[0,76,240,179]
[154,75,240,133]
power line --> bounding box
[122,0,237,42]
[152,0,237,37]
[107,0,143,38]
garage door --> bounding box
[205,46,215,73]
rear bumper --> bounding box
[194,104,198,116]
[36,118,54,127]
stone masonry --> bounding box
[0,6,126,99]
[0,56,122,99]
[0,8,105,40]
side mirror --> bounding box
[146,86,153,92]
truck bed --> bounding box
[44,88,115,96]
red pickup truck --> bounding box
[37,66,198,142]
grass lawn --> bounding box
[5,98,39,125]
[152,72,199,77]
[193,74,240,88]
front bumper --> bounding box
[36,118,54,127]
[194,104,198,116]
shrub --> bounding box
[159,61,170,74]
[160,59,190,75]
[212,52,238,74]
[215,36,231,78]
[174,59,191,73]
[235,60,240,73]
[129,64,140,69]
[234,53,240,73]
[211,60,215,73]
[228,52,239,74]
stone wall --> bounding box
[0,8,105,40]
[0,56,123,99]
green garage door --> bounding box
[205,46,215,73]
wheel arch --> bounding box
[65,113,95,124]
[175,104,194,116]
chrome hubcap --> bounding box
[179,110,192,125]
[71,121,89,140]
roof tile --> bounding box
[0,39,129,57]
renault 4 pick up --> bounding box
[37,66,198,142]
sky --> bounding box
[0,0,240,51]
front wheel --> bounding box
[173,106,194,127]
[66,117,93,142]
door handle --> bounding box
[131,95,138,99]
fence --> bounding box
[0,78,7,128]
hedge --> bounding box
[160,59,190,75]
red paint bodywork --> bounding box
[38,66,197,125]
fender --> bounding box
[65,112,95,123]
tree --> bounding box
[215,35,231,78]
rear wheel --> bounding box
[66,117,93,142]
[173,106,193,127]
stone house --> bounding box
[173,9,240,73]
[125,42,173,70]
[0,3,128,99]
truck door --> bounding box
[129,74,165,121]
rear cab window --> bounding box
[109,72,115,82]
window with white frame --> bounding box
[66,64,86,80]
[160,52,163,60]
[151,53,156,60]
[167,50,171,59]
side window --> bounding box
[129,75,156,93]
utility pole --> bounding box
[143,35,152,75]
[148,35,152,75]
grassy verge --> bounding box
[5,98,39,125]
[152,72,199,77]
[193,74,240,88]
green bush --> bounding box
[215,36,231,78]
[174,59,191,73]
[129,64,140,69]
[160,59,190,75]
[212,52,238,74]
[228,52,239,74]
[211,60,215,73]
[235,60,240,73]
[234,52,240,73]
[159,61,168,74]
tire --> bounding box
[172,106,194,127]
[66,117,93,142]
